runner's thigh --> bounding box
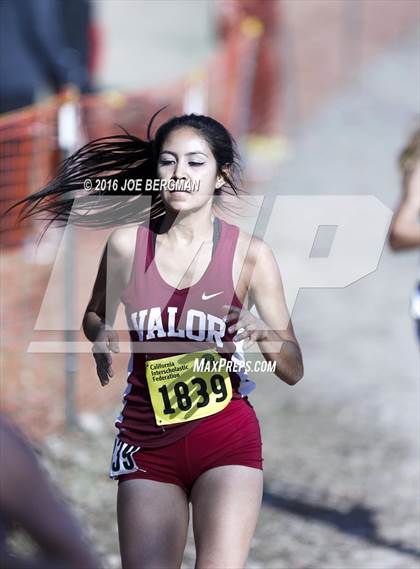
[117,478,189,569]
[191,465,263,569]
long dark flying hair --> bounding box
[3,109,244,242]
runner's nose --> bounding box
[173,161,188,180]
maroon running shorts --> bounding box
[112,397,263,497]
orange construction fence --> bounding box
[0,14,268,251]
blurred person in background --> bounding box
[216,0,283,141]
[0,0,92,114]
[61,0,98,86]
[388,127,420,341]
[0,413,101,568]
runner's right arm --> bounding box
[83,228,133,385]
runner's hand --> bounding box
[91,326,119,386]
[223,304,268,350]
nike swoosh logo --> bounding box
[202,291,224,300]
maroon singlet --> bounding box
[115,216,254,449]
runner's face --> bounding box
[157,128,224,213]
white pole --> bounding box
[57,89,80,430]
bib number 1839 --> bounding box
[158,373,228,414]
[146,350,233,426]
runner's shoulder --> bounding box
[236,228,273,268]
[107,224,139,260]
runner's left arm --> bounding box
[225,239,304,386]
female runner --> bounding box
[9,112,304,568]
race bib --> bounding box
[109,438,144,479]
[145,349,232,426]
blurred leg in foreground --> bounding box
[0,414,101,569]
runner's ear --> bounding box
[216,165,230,189]
[215,175,225,189]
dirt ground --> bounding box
[15,364,417,569]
